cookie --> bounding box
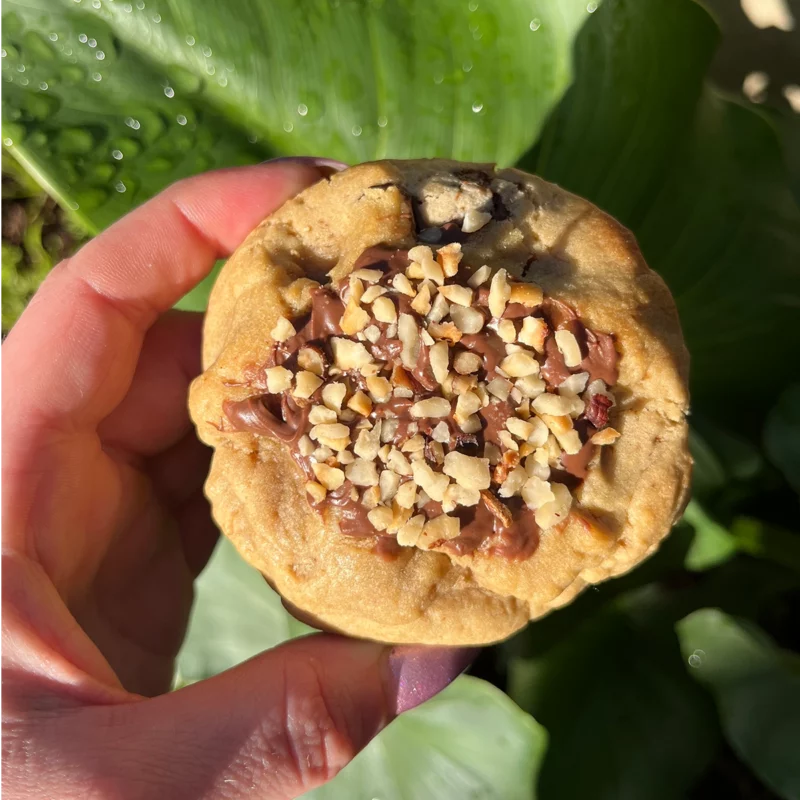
[189,159,691,645]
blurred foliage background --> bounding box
[3,0,800,798]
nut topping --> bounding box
[229,242,621,555]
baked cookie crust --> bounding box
[189,159,691,645]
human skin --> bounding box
[2,160,473,800]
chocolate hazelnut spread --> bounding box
[224,244,619,561]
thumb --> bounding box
[111,634,474,799]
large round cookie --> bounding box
[189,159,691,645]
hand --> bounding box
[2,161,474,800]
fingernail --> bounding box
[386,646,480,715]
[261,156,350,178]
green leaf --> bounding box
[4,0,595,232]
[509,602,719,800]
[689,428,726,498]
[303,675,546,800]
[677,609,800,800]
[764,384,800,493]
[175,537,312,685]
[2,1,270,233]
[524,0,800,415]
[682,499,737,572]
[86,0,590,166]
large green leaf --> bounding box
[304,675,546,800]
[178,538,546,799]
[3,0,593,231]
[509,600,719,800]
[1,2,268,233]
[677,609,800,800]
[522,0,800,415]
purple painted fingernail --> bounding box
[261,156,350,177]
[387,646,479,715]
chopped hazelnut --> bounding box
[298,434,315,456]
[271,316,296,342]
[396,514,425,547]
[461,209,492,233]
[428,341,450,385]
[297,346,327,377]
[468,264,492,288]
[592,427,620,446]
[518,317,548,352]
[486,377,512,401]
[346,458,380,487]
[379,469,401,502]
[368,505,394,531]
[351,268,383,283]
[432,421,451,443]
[398,313,421,369]
[428,321,462,344]
[410,397,452,418]
[484,442,501,464]
[449,305,485,334]
[305,481,327,503]
[395,480,418,509]
[392,273,416,296]
[559,371,590,394]
[497,319,517,343]
[401,434,426,453]
[438,284,473,307]
[340,299,370,335]
[387,447,413,476]
[443,451,491,491]
[521,476,555,510]
[453,351,482,375]
[411,461,450,502]
[353,424,382,461]
[515,375,546,399]
[322,382,347,411]
[500,352,540,378]
[372,295,397,323]
[294,370,324,399]
[360,284,388,304]
[265,366,293,394]
[427,293,451,323]
[509,283,544,307]
[347,390,373,417]
[532,393,573,416]
[309,405,338,425]
[312,462,345,491]
[331,338,373,370]
[555,329,582,368]
[361,485,381,509]
[410,283,433,315]
[499,466,528,498]
[488,268,511,318]
[366,376,393,403]
[534,482,572,529]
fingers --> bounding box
[94,636,472,799]
[3,162,325,441]
[98,310,203,456]
[3,162,329,556]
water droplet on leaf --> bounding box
[297,103,308,116]
[202,45,212,57]
[185,35,195,46]
[472,101,483,112]
[529,18,541,31]
[91,72,102,81]
[48,33,58,42]
[152,13,161,22]
[115,180,126,193]
[462,61,472,72]
[377,115,388,127]
[78,33,88,43]
[164,86,174,98]
[351,124,362,136]
[283,121,293,132]
[176,114,187,125]
[96,50,105,59]
[112,149,123,159]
